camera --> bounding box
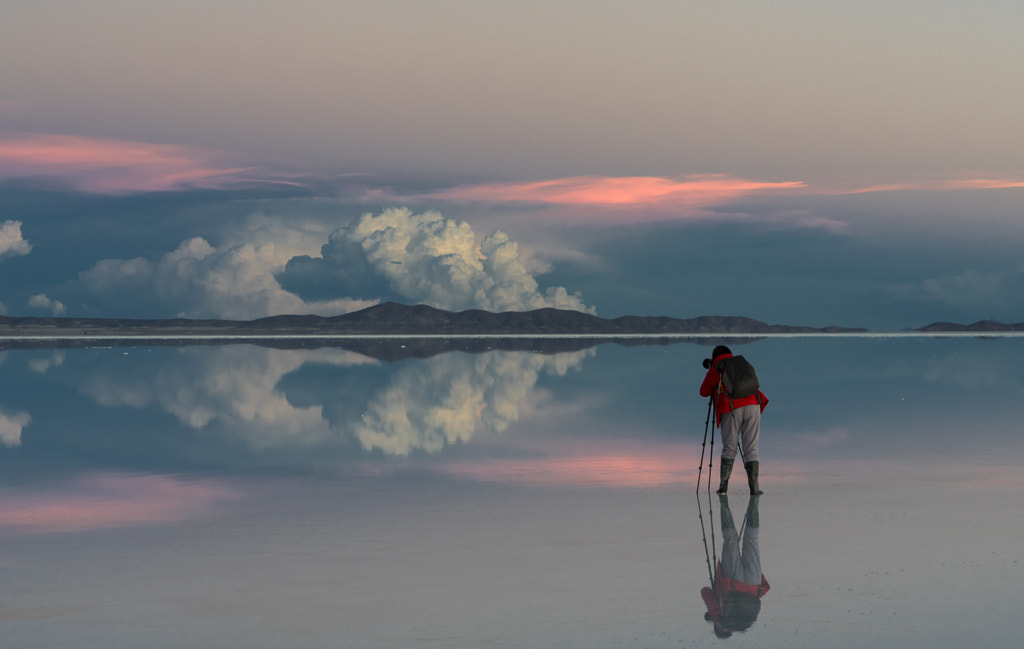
[702,358,712,369]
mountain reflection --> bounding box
[78,344,593,456]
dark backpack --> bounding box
[715,355,760,399]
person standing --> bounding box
[700,345,768,495]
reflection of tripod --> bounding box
[698,494,769,638]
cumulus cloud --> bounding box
[0,220,32,261]
[79,208,591,319]
[80,218,374,319]
[0,407,31,447]
[28,293,65,316]
[280,208,593,313]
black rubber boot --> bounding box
[744,461,763,495]
[718,494,735,531]
[716,458,734,495]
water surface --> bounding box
[1,336,1021,647]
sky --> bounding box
[1,0,1023,331]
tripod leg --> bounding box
[707,409,716,493]
[696,397,712,493]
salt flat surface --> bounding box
[0,338,1021,647]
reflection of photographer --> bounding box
[701,495,769,638]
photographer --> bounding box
[700,345,768,495]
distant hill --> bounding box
[0,302,867,337]
[916,320,1024,332]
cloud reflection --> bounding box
[0,407,30,447]
[81,347,376,448]
[79,345,593,457]
[28,350,65,374]
[354,349,592,455]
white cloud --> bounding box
[80,217,374,319]
[81,257,156,293]
[0,220,32,261]
[28,293,65,316]
[302,207,593,313]
[0,408,31,447]
[80,209,592,319]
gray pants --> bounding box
[719,404,760,463]
[721,505,762,587]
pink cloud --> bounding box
[409,173,1024,223]
[823,178,1024,195]
[0,473,238,533]
[420,174,806,209]
[0,133,256,193]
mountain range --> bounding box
[914,320,1024,332]
[1,302,1018,338]
[0,301,868,337]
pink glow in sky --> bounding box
[421,174,806,208]
[420,173,1024,210]
[834,178,1024,195]
[0,134,254,193]
[0,473,238,533]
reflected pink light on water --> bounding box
[443,454,689,487]
[435,439,809,488]
[0,473,238,533]
[437,439,689,487]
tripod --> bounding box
[696,397,716,494]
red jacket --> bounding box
[700,352,768,425]
[701,565,770,634]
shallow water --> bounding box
[1,337,1021,647]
